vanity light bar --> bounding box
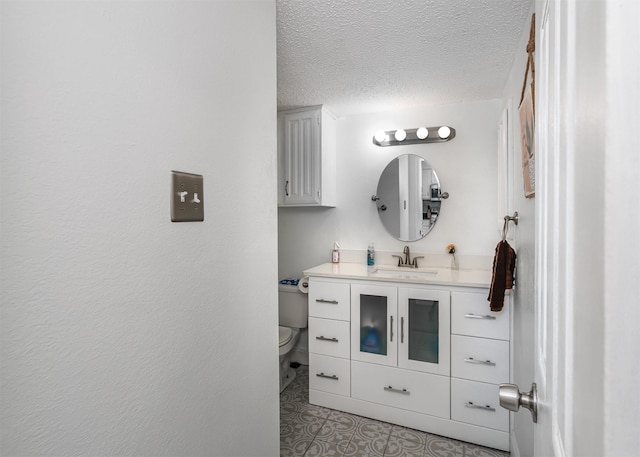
[372,126,456,147]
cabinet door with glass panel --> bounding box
[351,284,398,367]
[398,288,451,376]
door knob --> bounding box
[499,382,538,423]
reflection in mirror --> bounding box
[375,154,442,242]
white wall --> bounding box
[499,5,536,457]
[279,100,502,279]
[0,2,279,456]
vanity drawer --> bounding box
[451,378,509,432]
[309,279,350,321]
[351,361,450,419]
[308,317,350,359]
[451,291,510,340]
[451,335,509,384]
[309,353,350,397]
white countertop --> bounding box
[303,262,493,288]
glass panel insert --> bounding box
[408,298,439,364]
[359,294,388,356]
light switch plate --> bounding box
[171,171,204,222]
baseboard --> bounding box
[510,431,520,457]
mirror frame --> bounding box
[374,154,442,242]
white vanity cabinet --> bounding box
[350,283,398,366]
[450,291,511,433]
[350,284,452,419]
[397,287,451,376]
[278,105,336,207]
[308,278,351,398]
[304,264,512,452]
[351,284,450,376]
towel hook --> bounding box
[502,212,519,240]
[504,212,519,225]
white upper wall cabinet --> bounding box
[278,105,336,207]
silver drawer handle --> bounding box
[464,357,496,366]
[464,313,496,320]
[384,385,410,395]
[316,372,339,380]
[315,336,339,343]
[316,299,339,304]
[465,401,496,412]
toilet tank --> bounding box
[279,282,308,328]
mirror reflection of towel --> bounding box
[488,240,516,312]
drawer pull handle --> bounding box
[390,316,394,342]
[316,372,339,381]
[464,357,496,366]
[465,401,496,412]
[401,317,405,343]
[316,299,339,304]
[384,386,410,395]
[316,336,339,343]
[464,313,496,320]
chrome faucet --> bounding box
[411,255,424,268]
[393,246,423,268]
[403,246,411,266]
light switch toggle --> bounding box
[171,171,204,222]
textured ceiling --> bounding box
[277,0,533,116]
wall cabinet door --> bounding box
[281,108,320,205]
[278,106,336,207]
[351,284,398,367]
[398,288,451,376]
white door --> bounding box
[530,1,640,456]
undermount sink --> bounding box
[370,265,440,279]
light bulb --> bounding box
[438,126,451,139]
[416,127,429,139]
[374,130,387,143]
[394,129,407,141]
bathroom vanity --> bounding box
[303,262,511,451]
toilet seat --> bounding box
[279,326,293,347]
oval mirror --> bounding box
[375,154,442,242]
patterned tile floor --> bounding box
[280,365,509,457]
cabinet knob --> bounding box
[465,402,496,412]
[464,357,496,366]
[464,313,496,320]
[316,372,339,381]
[384,385,410,395]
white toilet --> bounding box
[278,280,308,393]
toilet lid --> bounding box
[279,326,293,346]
